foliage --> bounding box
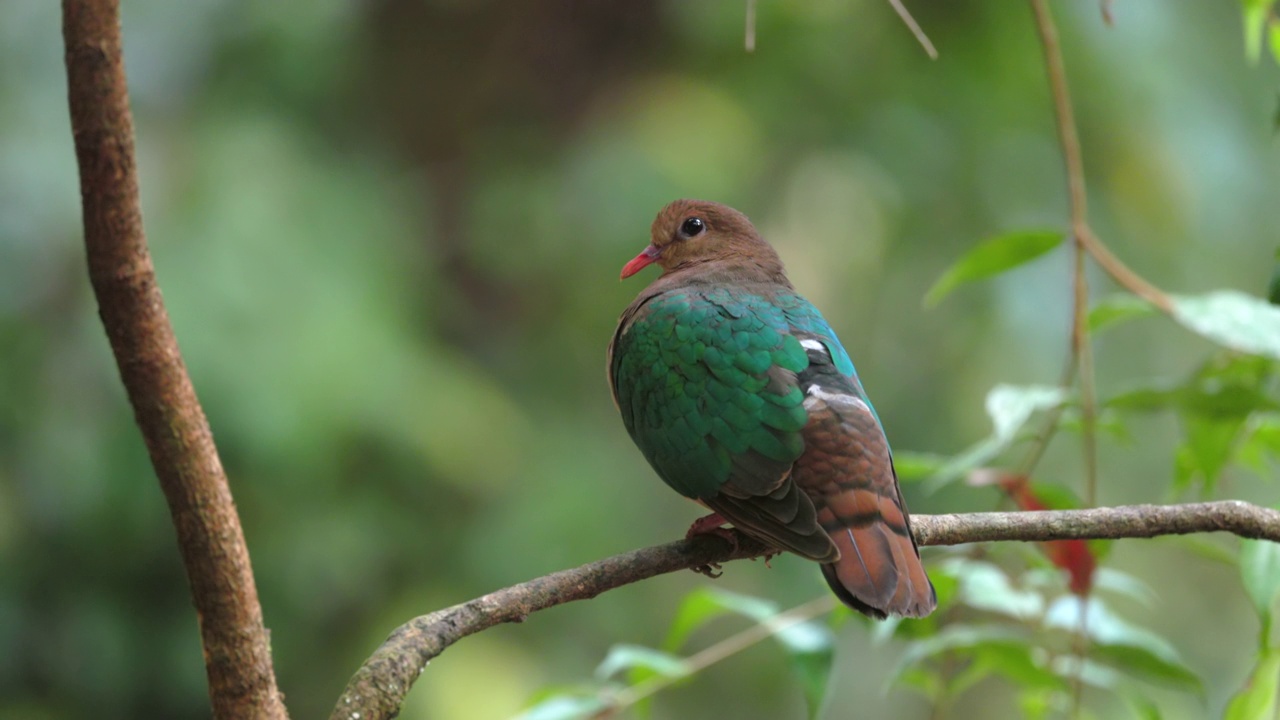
[2,1,1279,719]
[923,230,1064,307]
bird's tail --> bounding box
[816,485,936,619]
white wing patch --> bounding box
[804,383,869,414]
[800,339,828,354]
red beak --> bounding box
[620,244,662,279]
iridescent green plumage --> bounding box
[612,287,847,500]
[610,199,936,619]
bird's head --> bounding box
[620,199,784,280]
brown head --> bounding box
[620,199,787,283]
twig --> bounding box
[609,595,837,711]
[1026,1,1173,316]
[1028,30,1098,712]
[61,2,286,718]
[1079,226,1174,313]
[1016,351,1078,478]
[331,500,1280,720]
[887,0,939,60]
[1030,0,1099,512]
[745,0,757,53]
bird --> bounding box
[608,199,936,619]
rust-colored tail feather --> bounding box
[816,488,936,619]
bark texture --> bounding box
[332,500,1280,720]
[62,2,287,717]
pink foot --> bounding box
[686,513,739,578]
[686,512,737,547]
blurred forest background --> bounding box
[2,1,1279,718]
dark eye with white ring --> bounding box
[679,217,705,238]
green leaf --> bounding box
[595,644,688,682]
[663,587,777,651]
[1122,691,1164,720]
[1241,537,1280,628]
[927,384,1068,489]
[892,451,948,481]
[1048,654,1122,689]
[893,665,943,699]
[1268,247,1280,304]
[888,624,1032,689]
[1091,568,1159,608]
[1023,481,1083,511]
[1178,354,1277,419]
[968,642,1068,692]
[943,558,1044,619]
[1017,688,1059,720]
[1045,597,1203,693]
[1171,291,1280,360]
[662,588,835,720]
[1240,415,1280,475]
[1090,644,1204,691]
[1175,414,1248,495]
[986,384,1069,446]
[788,639,836,720]
[512,693,610,720]
[1271,18,1280,66]
[1172,535,1242,566]
[1225,646,1280,720]
[762,610,834,720]
[1108,355,1277,420]
[924,230,1064,306]
[1089,293,1158,333]
[1105,386,1180,412]
[1243,0,1279,64]
[1044,597,1169,656]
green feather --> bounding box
[612,287,837,499]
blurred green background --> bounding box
[2,1,1278,718]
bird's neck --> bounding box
[660,256,792,291]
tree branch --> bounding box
[61,2,286,717]
[331,500,1280,720]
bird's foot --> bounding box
[692,562,724,578]
[754,551,780,568]
[687,513,736,578]
[686,513,738,548]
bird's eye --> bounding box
[679,217,705,238]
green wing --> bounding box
[611,286,841,558]
[612,287,810,497]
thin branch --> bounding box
[1016,351,1077,477]
[887,0,939,60]
[1030,0,1099,511]
[1031,0,1088,227]
[915,501,1280,544]
[1028,8,1100,711]
[61,2,286,717]
[331,500,1280,720]
[609,595,836,711]
[329,535,772,720]
[1079,225,1174,313]
[744,0,757,53]
[1026,0,1173,316]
